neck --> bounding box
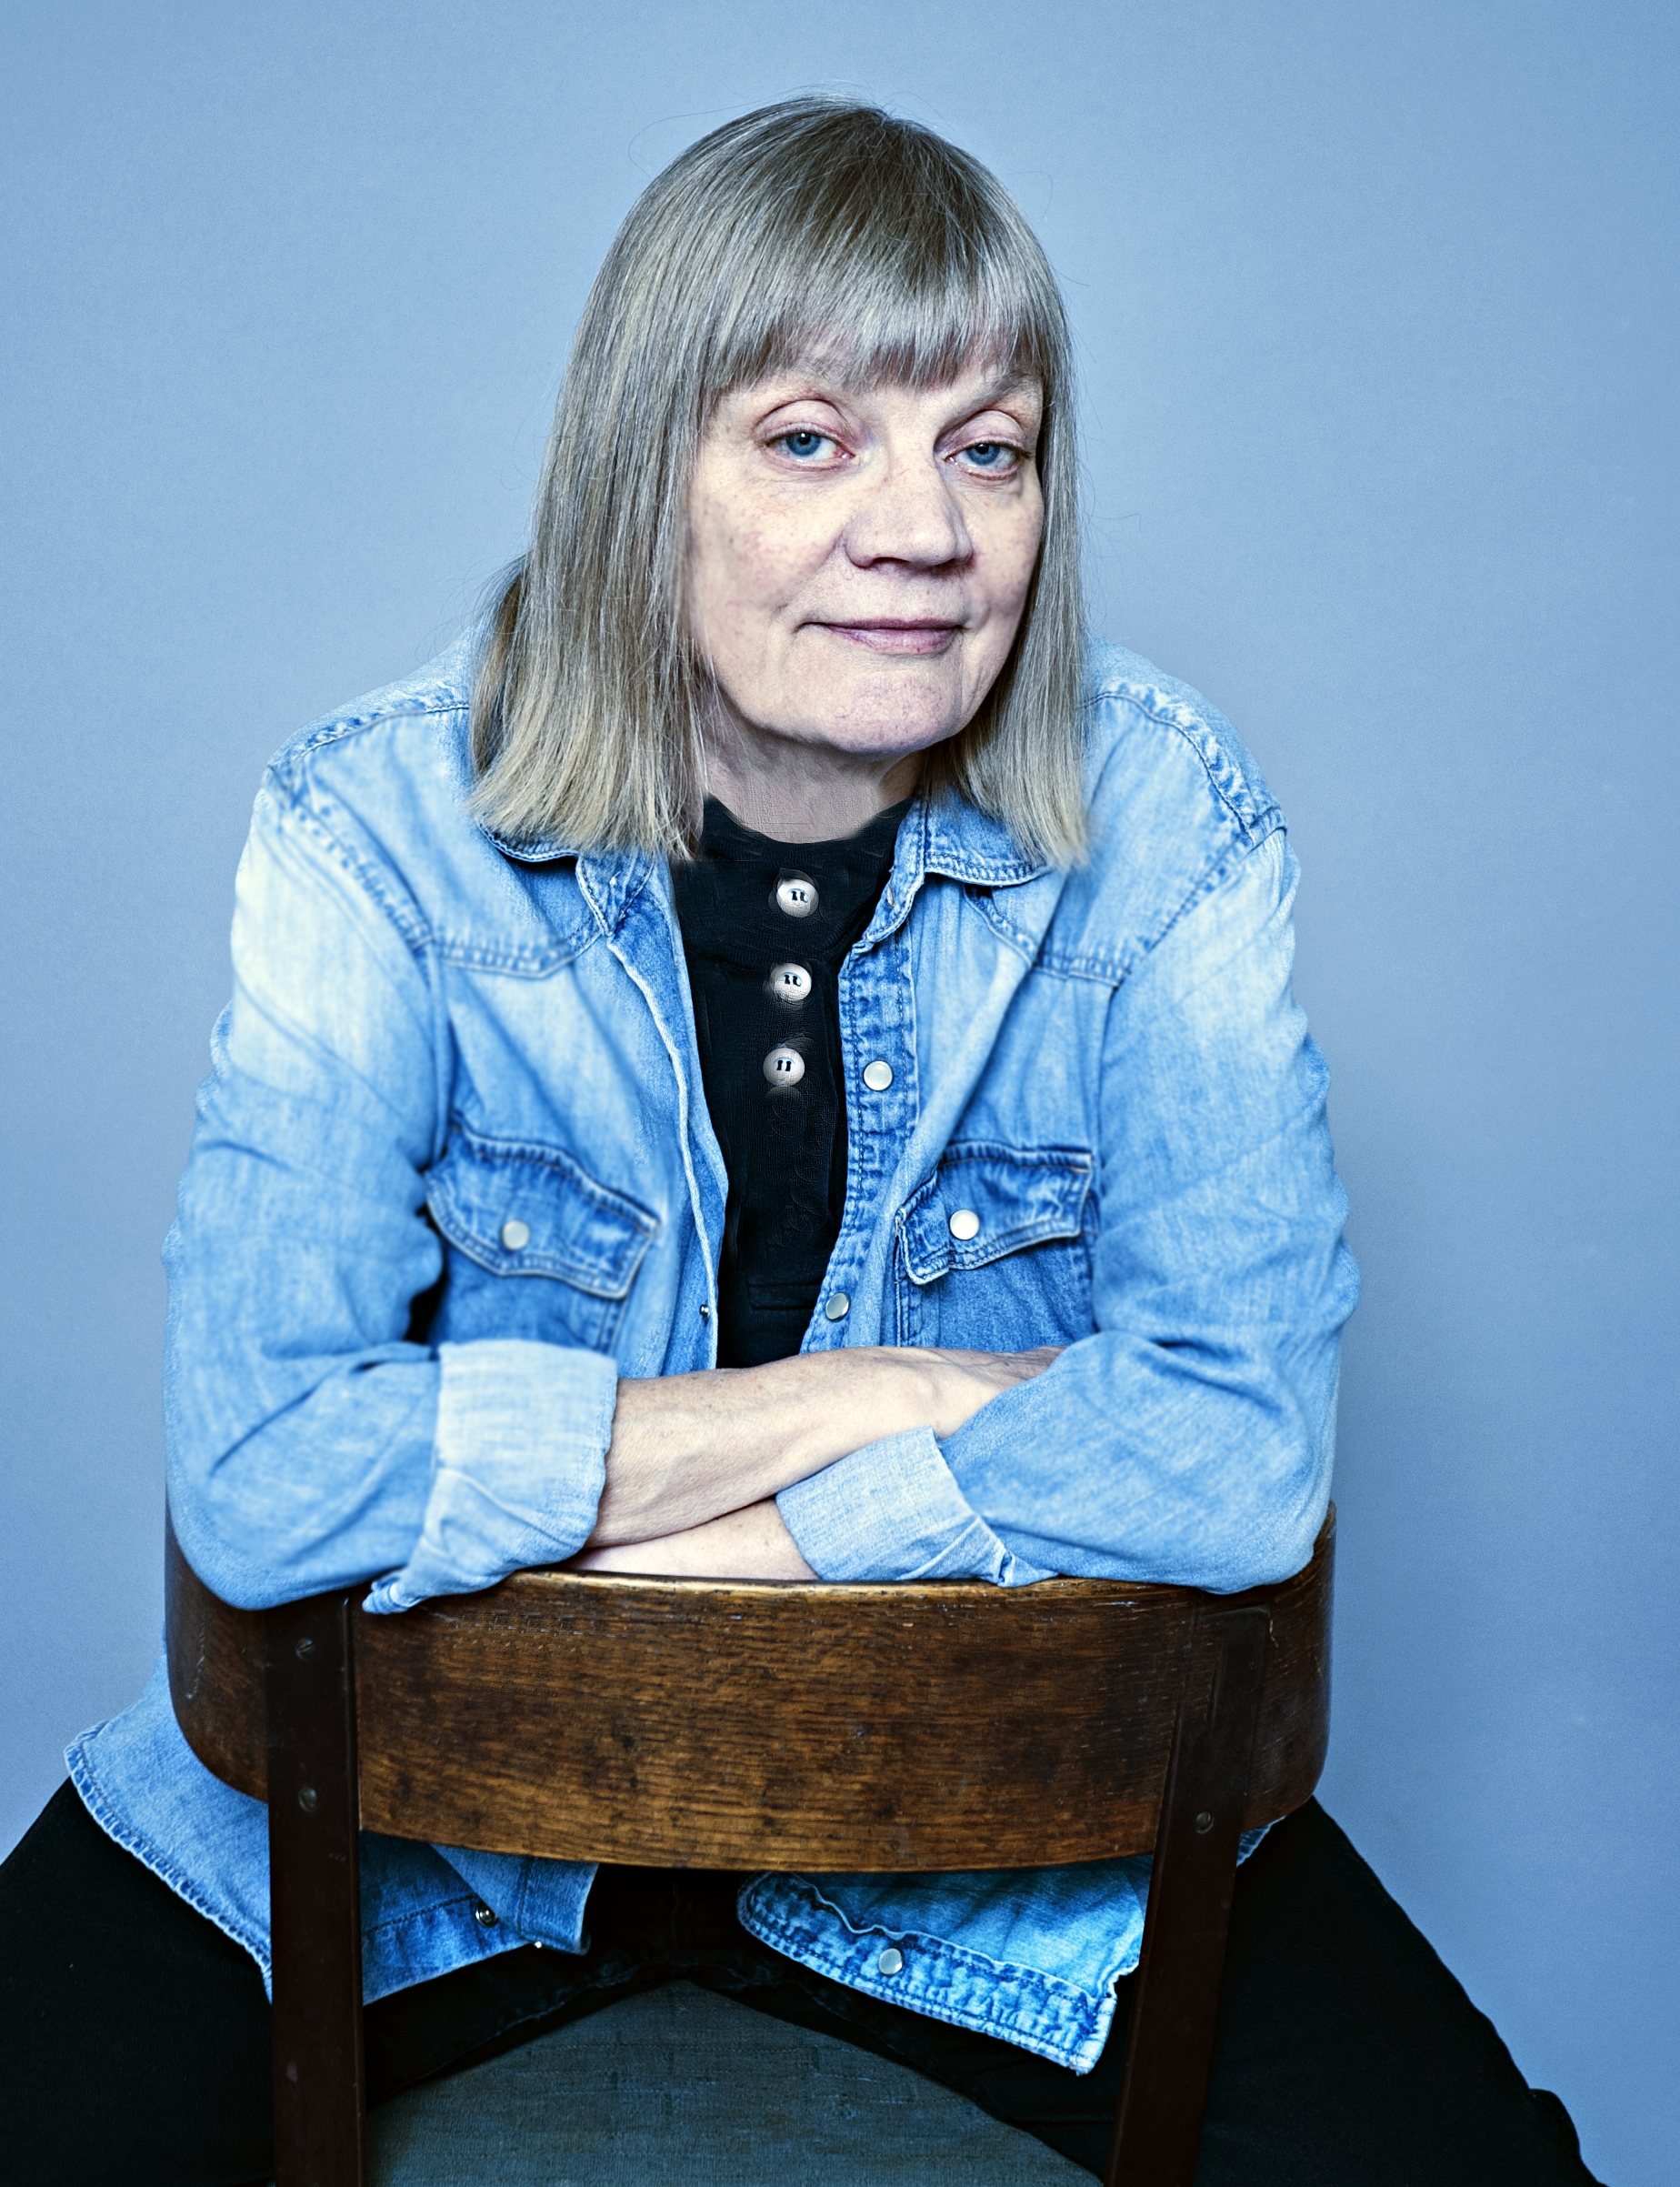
[701,717,925,845]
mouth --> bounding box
[815,619,962,657]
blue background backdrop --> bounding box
[3,4,1674,2177]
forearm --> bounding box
[570,1499,816,1580]
[588,1348,936,1545]
[588,1345,1057,1548]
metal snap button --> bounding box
[947,1209,982,1241]
[764,1045,806,1087]
[775,877,818,918]
[768,962,813,1002]
[875,1946,904,1976]
[473,1901,499,1929]
[825,1291,850,1320]
[501,1218,531,1251]
[861,1059,894,1091]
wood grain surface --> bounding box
[166,1511,1332,1871]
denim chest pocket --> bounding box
[895,1142,1095,1349]
[424,1125,659,1355]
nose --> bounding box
[843,449,972,573]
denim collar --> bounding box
[483,795,1050,951]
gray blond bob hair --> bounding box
[471,97,1086,865]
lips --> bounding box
[816,620,961,657]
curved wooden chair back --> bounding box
[166,1510,1334,2187]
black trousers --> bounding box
[1,1783,1598,2186]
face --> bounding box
[686,356,1045,793]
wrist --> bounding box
[572,1500,816,1581]
[775,1347,946,1475]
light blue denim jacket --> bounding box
[69,635,1356,2075]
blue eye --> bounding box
[963,441,1012,469]
[780,430,830,459]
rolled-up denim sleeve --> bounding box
[941,830,1358,1592]
[776,1427,1053,1585]
[780,828,1357,1597]
[365,1340,615,1612]
[165,778,613,1613]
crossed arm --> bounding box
[569,1345,1060,1580]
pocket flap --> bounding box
[899,1142,1094,1286]
[426,1127,658,1299]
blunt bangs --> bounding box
[695,124,1063,405]
[471,98,1086,866]
[714,266,1050,419]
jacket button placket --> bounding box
[827,926,914,1344]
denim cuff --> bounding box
[776,1426,1054,1586]
[365,1339,617,1612]
[430,1842,596,1954]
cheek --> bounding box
[688,475,750,616]
[977,507,1045,642]
[691,490,825,637]
[691,512,757,628]
[693,548,786,691]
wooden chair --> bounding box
[165,1509,1334,2187]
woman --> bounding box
[1,98,1597,2184]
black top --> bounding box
[671,798,909,1368]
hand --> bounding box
[567,1500,817,1580]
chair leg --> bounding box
[1104,1604,1271,2187]
[265,1589,368,2187]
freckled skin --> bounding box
[687,360,1045,840]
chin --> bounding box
[793,677,967,757]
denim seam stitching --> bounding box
[65,1740,275,1983]
[1041,820,1285,984]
